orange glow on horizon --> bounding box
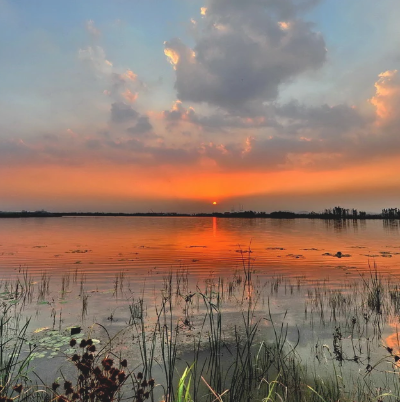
[2,155,400,210]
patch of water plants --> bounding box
[28,327,100,360]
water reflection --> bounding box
[1,217,400,283]
[383,219,400,232]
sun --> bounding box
[213,201,217,205]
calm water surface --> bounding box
[1,217,400,284]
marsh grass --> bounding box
[5,255,400,401]
[0,304,37,400]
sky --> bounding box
[1,0,400,213]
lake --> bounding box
[2,216,400,283]
[1,217,400,401]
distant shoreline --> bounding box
[0,211,395,220]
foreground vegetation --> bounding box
[2,259,400,401]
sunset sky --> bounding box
[1,0,400,213]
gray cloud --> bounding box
[127,115,153,135]
[163,101,274,131]
[273,101,369,138]
[164,0,326,111]
[110,102,139,123]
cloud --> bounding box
[370,70,400,122]
[162,100,271,131]
[164,0,326,111]
[110,102,139,123]
[126,115,156,138]
[124,70,138,81]
[3,65,400,177]
[273,101,367,137]
[78,43,145,108]
[79,46,113,75]
[122,89,138,103]
[85,20,101,37]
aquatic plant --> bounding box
[51,338,155,402]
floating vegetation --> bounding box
[28,328,101,361]
[322,251,351,258]
[286,253,305,259]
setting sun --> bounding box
[213,201,217,205]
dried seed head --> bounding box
[144,391,150,399]
[148,378,155,388]
[121,359,127,368]
[70,339,77,347]
[72,354,80,362]
[88,344,96,353]
[52,382,60,391]
[141,380,148,388]
[13,385,23,394]
[137,372,143,380]
[65,387,74,396]
[86,339,93,346]
[118,371,126,383]
[63,381,72,391]
[79,339,87,348]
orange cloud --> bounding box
[200,7,207,16]
[370,70,400,120]
[164,46,180,69]
[124,70,137,81]
[122,89,138,103]
[278,21,290,30]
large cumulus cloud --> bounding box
[164,0,326,111]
